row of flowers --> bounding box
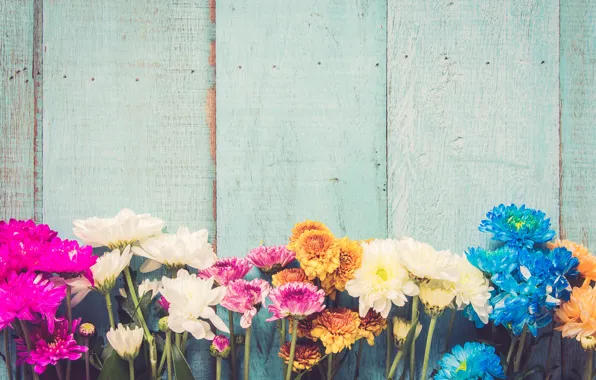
[0,204,594,379]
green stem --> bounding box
[104,293,115,329]
[244,326,251,380]
[181,331,189,354]
[285,319,298,380]
[409,296,419,379]
[175,333,181,350]
[55,361,65,380]
[327,353,333,380]
[354,339,363,380]
[585,350,593,380]
[513,327,528,373]
[420,316,438,380]
[66,286,72,380]
[280,319,287,375]
[216,357,222,380]
[129,359,135,380]
[83,337,90,380]
[545,325,554,380]
[18,320,40,380]
[386,317,392,377]
[4,329,13,380]
[387,350,405,380]
[165,330,172,380]
[157,343,167,375]
[444,308,456,353]
[228,310,237,380]
[505,336,517,374]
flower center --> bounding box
[456,360,467,372]
[376,268,388,281]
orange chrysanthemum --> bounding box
[311,308,360,354]
[555,283,596,340]
[288,314,318,341]
[279,341,322,372]
[271,268,312,288]
[321,238,363,296]
[294,230,340,281]
[357,309,387,346]
[287,221,331,252]
[548,239,596,282]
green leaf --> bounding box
[98,350,129,380]
[172,343,195,380]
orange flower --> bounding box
[294,230,340,281]
[548,239,596,282]
[321,238,363,296]
[357,309,387,346]
[555,284,596,340]
[279,341,322,372]
[288,314,317,341]
[271,268,311,288]
[287,221,331,252]
[311,308,360,354]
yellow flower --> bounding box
[311,308,360,354]
[582,336,596,352]
[321,238,363,296]
[419,280,455,316]
[271,268,312,287]
[287,220,331,252]
[279,341,322,372]
[357,309,387,346]
[548,239,596,282]
[392,317,422,348]
[294,230,340,281]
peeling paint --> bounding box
[209,0,216,23]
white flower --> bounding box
[418,280,455,316]
[452,255,493,324]
[73,208,164,249]
[91,246,133,294]
[392,317,422,348]
[138,279,161,299]
[132,226,216,273]
[160,269,229,340]
[345,239,419,318]
[398,237,460,282]
[106,324,144,360]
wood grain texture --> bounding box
[216,0,387,378]
[560,0,596,377]
[42,1,215,377]
[388,1,560,378]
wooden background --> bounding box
[1,0,594,378]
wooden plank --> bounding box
[388,1,560,378]
[42,1,216,378]
[560,0,596,376]
[216,0,386,378]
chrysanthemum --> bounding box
[398,237,459,282]
[73,208,164,249]
[287,220,331,252]
[279,341,322,373]
[548,239,596,282]
[90,245,133,294]
[357,309,386,346]
[392,317,422,348]
[16,318,88,374]
[137,279,161,299]
[321,237,363,296]
[106,324,144,360]
[419,280,456,316]
[289,314,318,341]
[434,342,505,379]
[210,335,231,358]
[220,278,270,328]
[517,247,579,299]
[266,282,325,322]
[452,256,492,325]
[272,268,311,287]
[345,239,419,318]
[311,308,360,354]
[199,257,252,286]
[33,238,97,282]
[555,283,596,340]
[0,219,57,245]
[247,245,295,274]
[479,204,555,248]
[0,240,44,279]
[132,226,216,273]
[294,229,340,280]
[465,246,519,276]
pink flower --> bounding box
[0,219,57,246]
[16,318,88,374]
[267,282,325,322]
[247,245,295,274]
[158,296,170,312]
[210,335,231,358]
[199,257,252,286]
[0,272,66,332]
[33,238,98,283]
[221,279,271,328]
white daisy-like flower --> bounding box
[106,324,144,360]
[398,237,460,282]
[160,269,229,340]
[132,226,216,273]
[418,280,456,316]
[138,279,161,299]
[345,239,419,318]
[451,255,493,324]
[73,208,165,249]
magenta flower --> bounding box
[210,334,231,358]
[247,245,295,274]
[16,318,88,374]
[267,282,325,322]
[158,296,170,312]
[220,279,271,328]
[0,219,57,246]
[199,257,252,286]
[0,272,66,332]
[33,238,98,283]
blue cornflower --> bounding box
[465,246,519,275]
[479,204,555,248]
[435,342,505,379]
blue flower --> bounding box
[466,246,519,275]
[479,204,555,248]
[435,342,505,379]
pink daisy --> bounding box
[220,279,271,328]
[247,245,295,274]
[199,257,252,286]
[267,282,325,322]
[0,219,57,246]
[16,318,88,374]
[32,238,97,283]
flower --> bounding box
[478,204,555,248]
[266,282,325,322]
[465,246,519,275]
[279,341,322,372]
[73,208,164,249]
[158,296,170,312]
[294,229,340,281]
[419,280,455,316]
[555,283,596,340]
[106,324,144,360]
[311,308,360,354]
[210,335,231,358]
[517,247,579,299]
[138,279,161,299]
[0,219,57,245]
[321,237,363,296]
[392,317,422,348]
[90,246,133,294]
[582,336,596,351]
[77,322,96,338]
[289,314,317,341]
[199,257,252,286]
[160,269,228,339]
[548,239,596,282]
[452,256,492,325]
[132,226,216,273]
[272,268,311,287]
[0,240,44,279]
[398,237,459,282]
[33,238,97,282]
[247,245,295,274]
[435,342,505,379]
[357,309,387,346]
[220,278,270,328]
[345,239,419,318]
[287,220,331,252]
[16,318,88,374]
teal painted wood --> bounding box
[42,1,216,377]
[560,0,596,377]
[388,1,560,378]
[216,0,387,379]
